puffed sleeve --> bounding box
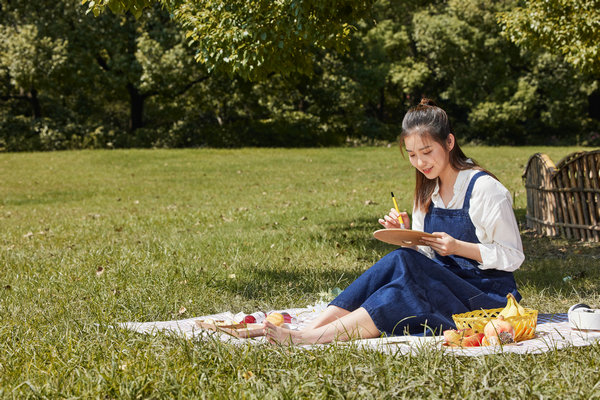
[469,177,525,272]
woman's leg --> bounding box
[303,305,350,330]
[265,307,379,345]
[329,248,420,313]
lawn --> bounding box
[1,146,599,398]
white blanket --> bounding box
[120,303,600,356]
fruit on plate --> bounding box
[265,312,285,326]
[243,312,266,324]
[499,293,527,318]
[461,333,485,347]
[443,329,484,347]
[443,328,473,346]
[483,315,515,344]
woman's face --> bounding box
[404,132,454,180]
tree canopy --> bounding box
[499,0,600,76]
[1,0,599,151]
[83,0,376,80]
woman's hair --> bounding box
[400,98,496,212]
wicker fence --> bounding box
[522,150,600,241]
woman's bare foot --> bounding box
[264,321,305,345]
[264,307,380,345]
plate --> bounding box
[373,228,435,246]
[195,320,265,338]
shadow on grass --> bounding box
[210,263,364,304]
[320,216,399,257]
[516,231,600,295]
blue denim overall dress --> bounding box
[330,171,521,335]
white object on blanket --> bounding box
[568,303,600,331]
[118,304,600,356]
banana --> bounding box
[499,293,520,318]
[515,297,527,315]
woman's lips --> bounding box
[422,167,433,174]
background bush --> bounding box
[1,0,599,151]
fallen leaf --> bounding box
[23,232,34,238]
[220,214,233,223]
[96,266,104,276]
[178,306,187,314]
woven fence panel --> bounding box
[523,150,600,242]
[522,153,558,236]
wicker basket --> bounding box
[452,308,538,342]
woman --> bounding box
[265,98,524,345]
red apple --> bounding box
[461,333,485,347]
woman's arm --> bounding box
[421,234,483,263]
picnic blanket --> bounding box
[120,302,600,356]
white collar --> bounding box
[431,169,477,208]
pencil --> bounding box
[391,192,406,228]
[391,192,400,214]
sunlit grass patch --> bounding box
[1,146,599,398]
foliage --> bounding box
[82,0,376,80]
[499,0,600,76]
[1,0,599,150]
[1,147,599,397]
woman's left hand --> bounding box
[421,232,458,256]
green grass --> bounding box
[1,146,599,398]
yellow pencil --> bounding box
[391,192,406,228]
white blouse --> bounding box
[411,169,524,272]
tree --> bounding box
[498,0,600,75]
[0,24,67,119]
[82,0,376,80]
[0,0,209,142]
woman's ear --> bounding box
[447,133,455,151]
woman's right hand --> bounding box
[378,208,410,229]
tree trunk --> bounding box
[29,87,42,119]
[127,82,144,131]
[377,86,385,122]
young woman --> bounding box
[265,98,524,345]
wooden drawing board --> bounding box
[373,228,435,246]
[195,320,264,338]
